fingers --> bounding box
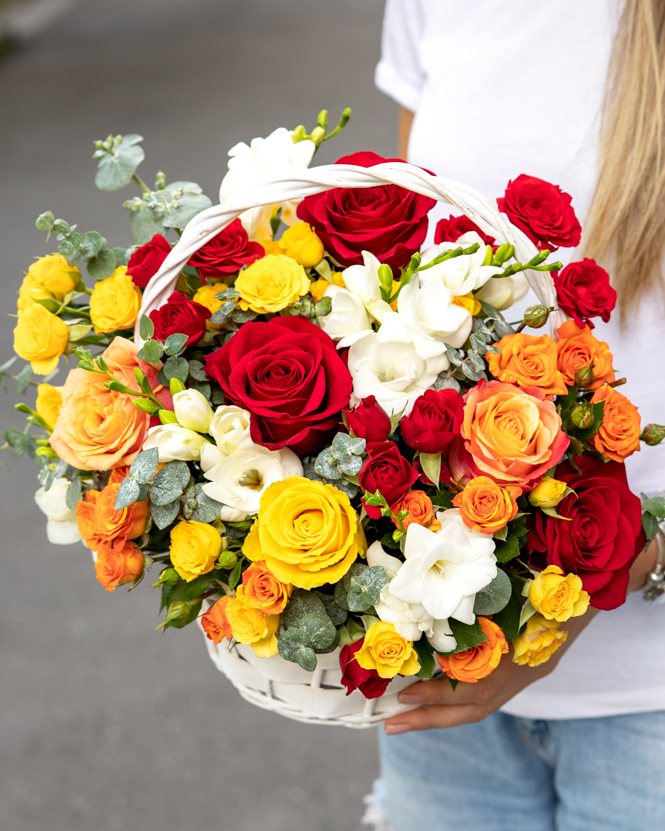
[385,703,490,733]
[397,676,495,708]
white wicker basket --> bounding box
[137,161,561,727]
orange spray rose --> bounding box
[453,476,522,535]
[392,490,441,532]
[241,561,293,616]
[590,384,641,462]
[437,617,508,683]
[556,320,615,389]
[201,596,234,645]
[77,483,148,552]
[94,541,144,592]
[487,333,567,396]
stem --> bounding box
[132,173,151,194]
[608,377,627,389]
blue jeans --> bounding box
[378,711,665,830]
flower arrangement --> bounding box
[5,110,665,711]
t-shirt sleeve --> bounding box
[375,0,427,112]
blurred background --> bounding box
[0,1,396,829]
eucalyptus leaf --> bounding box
[87,248,117,280]
[348,437,366,455]
[35,211,55,231]
[137,339,162,365]
[128,447,159,484]
[434,373,462,393]
[331,432,353,461]
[65,477,81,510]
[188,360,207,382]
[298,610,337,651]
[160,356,189,384]
[473,569,512,615]
[337,455,363,476]
[139,315,154,341]
[313,591,348,626]
[112,247,130,266]
[277,629,317,672]
[209,302,236,326]
[333,580,350,611]
[165,461,192,490]
[151,499,181,530]
[444,344,463,366]
[114,477,141,510]
[164,333,188,356]
[162,191,213,230]
[283,589,326,629]
[190,484,223,523]
[15,363,33,394]
[420,452,441,487]
[95,134,145,192]
[4,427,27,456]
[79,231,106,260]
[129,203,167,245]
[314,447,342,480]
[150,469,184,506]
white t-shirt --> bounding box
[377,0,665,719]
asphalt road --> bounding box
[0,1,395,829]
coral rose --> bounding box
[462,381,569,489]
[170,519,222,582]
[392,490,441,532]
[355,621,420,679]
[487,333,567,396]
[590,385,641,462]
[94,541,144,592]
[201,596,233,645]
[241,561,292,616]
[437,617,508,683]
[234,254,309,314]
[14,303,69,374]
[77,483,148,552]
[529,565,590,622]
[452,476,521,535]
[35,383,63,430]
[49,337,170,470]
[218,587,280,657]
[556,320,614,389]
[512,615,568,667]
[243,476,365,589]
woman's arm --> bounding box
[385,541,659,734]
[399,106,414,160]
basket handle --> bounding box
[134,162,564,345]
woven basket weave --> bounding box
[137,162,560,727]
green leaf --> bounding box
[643,496,665,520]
[414,637,435,678]
[444,344,463,366]
[494,516,528,563]
[643,511,659,541]
[65,477,82,510]
[228,557,244,590]
[79,231,106,260]
[283,589,326,629]
[209,301,236,326]
[129,447,159,484]
[473,569,512,615]
[164,460,191,490]
[443,618,488,655]
[150,468,185,506]
[190,484,223,524]
[348,437,366,455]
[137,339,163,365]
[112,247,130,266]
[87,248,117,280]
[139,315,154,341]
[491,587,523,641]
[278,629,317,672]
[15,363,33,394]
[337,455,363,476]
[188,360,207,382]
[420,452,441,487]
[434,373,462,393]
[346,565,387,612]
[114,476,141,510]
[129,203,166,245]
[151,498,180,530]
[331,432,353,461]
[519,599,537,629]
[162,188,213,231]
[333,580,350,611]
[35,211,55,231]
[299,610,337,651]
[159,356,189,384]
[182,573,211,601]
[164,333,188,356]
[313,591,348,626]
[4,427,27,456]
[314,447,342,480]
[95,134,145,191]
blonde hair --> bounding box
[584,0,665,320]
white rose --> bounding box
[219,127,316,239]
[143,424,206,462]
[202,443,303,520]
[208,405,252,455]
[341,251,392,323]
[173,389,213,433]
[347,332,448,417]
[319,285,373,348]
[419,232,504,296]
[389,509,497,624]
[34,478,82,545]
[475,272,530,311]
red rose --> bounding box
[149,291,211,347]
[497,174,581,252]
[400,389,464,454]
[126,234,171,289]
[296,151,436,270]
[204,316,352,455]
[188,218,264,280]
[527,456,645,610]
[344,395,392,443]
[339,638,391,699]
[553,258,617,330]
[358,441,419,519]
[434,214,496,248]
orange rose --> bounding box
[392,490,441,532]
[453,476,522,535]
[201,595,233,644]
[241,561,293,616]
[94,541,144,592]
[462,381,569,489]
[436,617,508,683]
[77,483,148,552]
[49,336,169,470]
[487,333,567,396]
[556,320,615,389]
[590,384,641,462]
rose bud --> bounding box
[574,365,595,389]
[173,388,214,433]
[344,395,392,442]
[571,401,594,429]
[166,599,193,623]
[523,305,550,329]
[528,478,568,509]
[640,423,665,446]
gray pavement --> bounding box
[0,2,396,828]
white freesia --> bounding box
[219,127,316,239]
[173,389,213,433]
[34,478,82,545]
[319,285,373,348]
[143,424,206,462]
[475,271,530,311]
[419,232,504,296]
[208,405,252,455]
[341,251,392,323]
[390,509,497,624]
[202,443,302,521]
[347,332,448,417]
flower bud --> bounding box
[523,305,550,329]
[528,478,568,509]
[173,388,214,433]
[378,264,394,294]
[640,423,665,446]
[143,423,206,462]
[169,378,186,395]
[159,409,179,425]
[573,365,595,388]
[156,567,180,586]
[166,600,193,623]
[217,548,238,569]
[571,401,594,429]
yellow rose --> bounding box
[235,254,310,314]
[243,476,365,589]
[17,274,57,312]
[355,621,420,679]
[512,615,568,667]
[35,383,63,430]
[529,565,590,622]
[278,222,325,267]
[225,587,279,657]
[90,266,142,334]
[309,272,345,304]
[452,292,482,316]
[13,303,69,374]
[170,519,222,582]
[255,239,282,256]
[193,283,228,329]
[27,254,79,301]
[528,478,568,509]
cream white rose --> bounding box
[143,424,206,462]
[34,478,82,545]
[173,389,214,433]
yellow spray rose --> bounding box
[528,478,569,509]
[26,254,79,301]
[17,274,57,311]
[193,282,228,329]
[170,519,222,582]
[278,222,325,267]
[512,615,568,667]
[235,254,309,314]
[529,565,590,622]
[35,383,63,430]
[355,621,420,679]
[13,303,69,374]
[452,292,482,316]
[90,266,142,334]
[309,272,345,304]
[224,586,279,657]
[243,476,365,589]
[255,239,282,256]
